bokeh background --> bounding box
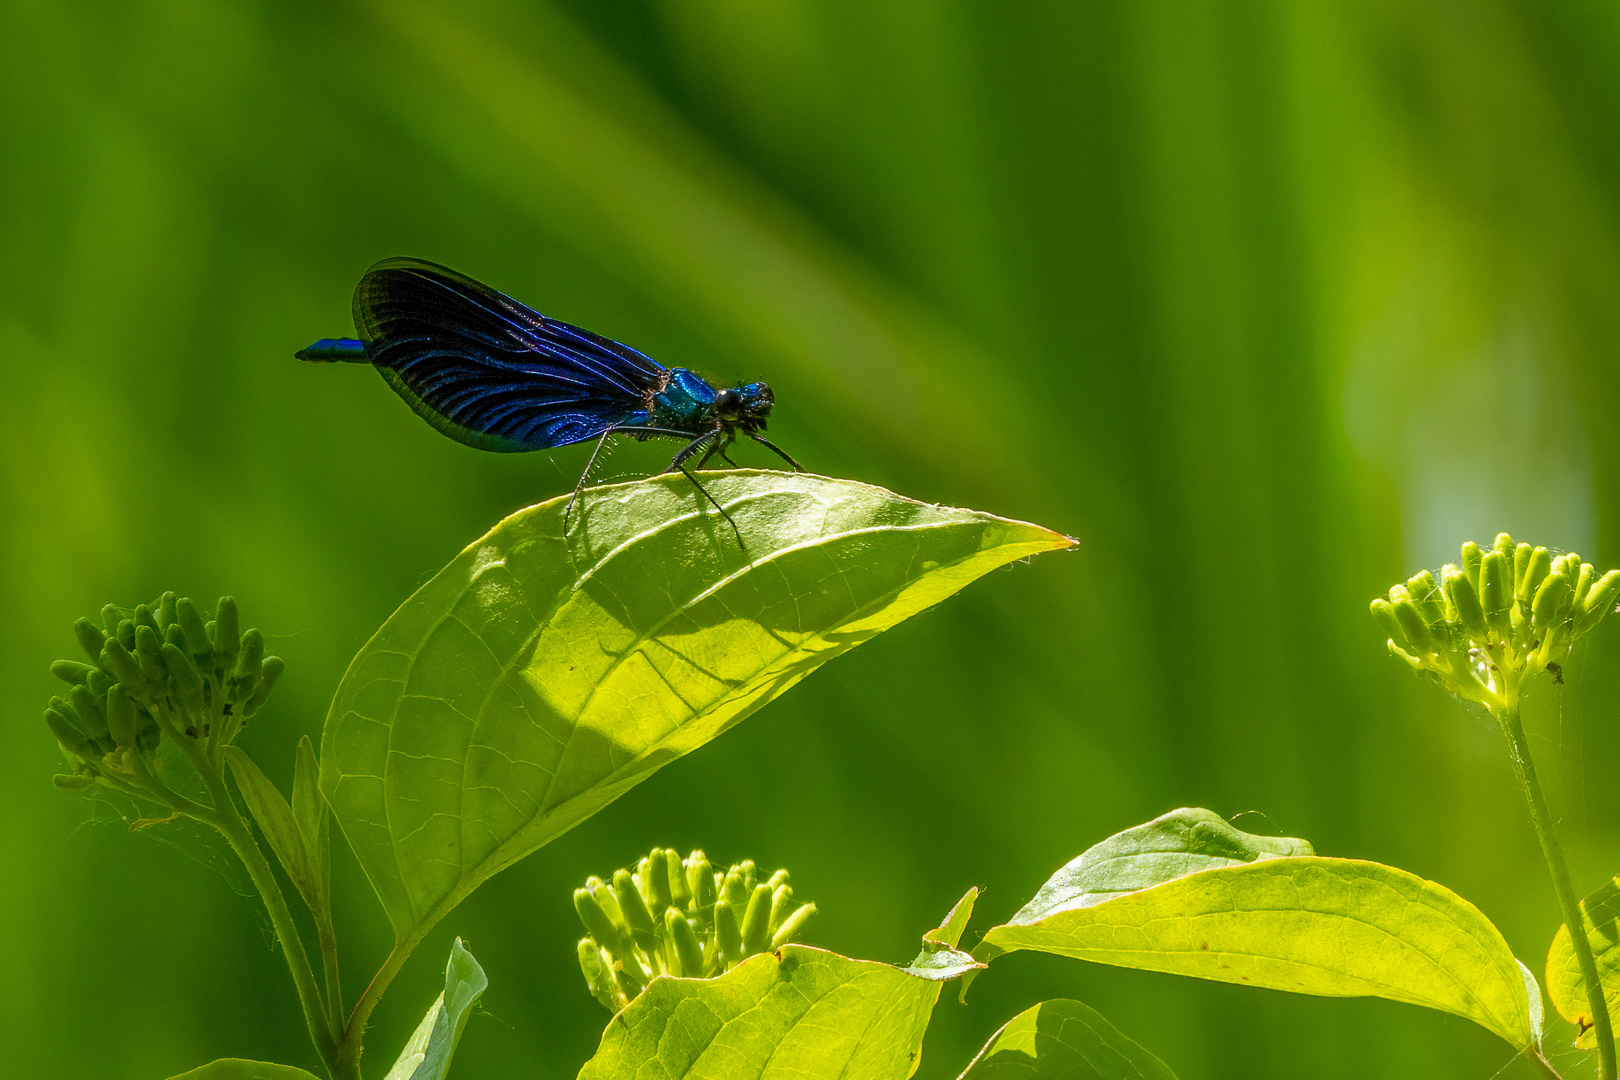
[4,0,1620,1077]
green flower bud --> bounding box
[176,598,211,660]
[133,604,160,635]
[1532,574,1574,632]
[1493,532,1516,559]
[666,849,691,909]
[73,619,105,664]
[50,660,95,686]
[1443,568,1488,637]
[1461,542,1484,592]
[213,597,240,664]
[666,907,703,976]
[575,888,630,958]
[100,604,125,636]
[106,685,138,748]
[577,938,620,1011]
[100,638,145,695]
[1517,547,1551,605]
[1512,543,1533,598]
[45,708,94,758]
[737,859,758,889]
[162,644,205,713]
[723,868,749,909]
[1405,571,1444,625]
[86,670,111,698]
[614,868,657,952]
[642,852,672,913]
[229,628,264,702]
[1480,551,1512,636]
[1392,599,1433,653]
[53,773,93,790]
[1553,553,1581,584]
[769,884,794,930]
[1575,570,1620,635]
[164,623,186,650]
[691,858,716,914]
[586,877,626,928]
[1369,599,1405,645]
[115,619,135,651]
[158,592,178,631]
[241,656,284,717]
[133,625,166,684]
[69,684,108,739]
[1388,640,1423,672]
[714,898,743,968]
[770,902,816,949]
[741,883,772,955]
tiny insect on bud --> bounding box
[741,882,772,955]
[770,902,816,949]
[714,898,744,969]
[50,660,95,686]
[666,908,704,976]
[106,685,138,748]
[73,619,106,664]
[1480,551,1512,636]
[213,597,240,664]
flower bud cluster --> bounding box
[1371,533,1620,710]
[45,594,284,788]
[574,847,817,1011]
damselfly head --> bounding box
[716,382,774,428]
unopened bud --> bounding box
[666,908,703,976]
[69,684,108,739]
[162,644,204,713]
[241,657,284,717]
[73,619,105,664]
[723,868,748,909]
[1480,551,1512,635]
[100,638,145,695]
[770,902,816,949]
[645,850,672,913]
[1576,570,1620,635]
[230,629,264,702]
[1493,533,1516,559]
[133,604,160,635]
[1461,542,1484,592]
[45,708,94,758]
[614,869,657,952]
[1370,599,1404,645]
[177,598,212,661]
[158,592,178,631]
[100,604,124,636]
[106,685,138,748]
[1443,568,1488,637]
[665,849,690,909]
[1405,571,1444,625]
[50,660,95,686]
[134,625,166,684]
[213,597,240,664]
[714,898,743,968]
[1392,599,1433,653]
[691,859,716,913]
[1532,574,1574,632]
[1518,547,1551,605]
[575,888,629,958]
[741,883,772,955]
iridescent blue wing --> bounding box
[350,258,668,452]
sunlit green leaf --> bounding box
[321,472,1070,944]
[223,746,321,916]
[1546,874,1620,1048]
[166,1060,322,1080]
[957,999,1177,1080]
[580,889,979,1080]
[383,938,488,1080]
[975,809,1536,1049]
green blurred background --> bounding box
[4,0,1620,1076]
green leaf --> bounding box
[321,473,1070,943]
[222,746,321,915]
[1546,874,1620,1048]
[384,938,488,1080]
[165,1060,322,1080]
[975,809,1536,1050]
[580,889,979,1080]
[290,735,331,915]
[958,999,1177,1080]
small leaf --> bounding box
[166,1060,322,1080]
[975,809,1535,1050]
[579,891,980,1080]
[905,888,984,980]
[290,736,331,914]
[957,999,1178,1080]
[321,473,1071,944]
[1546,874,1620,1048]
[223,747,321,916]
[383,938,488,1080]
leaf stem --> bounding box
[336,930,426,1079]
[1498,704,1615,1080]
[1532,1048,1566,1080]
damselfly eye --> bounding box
[715,388,742,418]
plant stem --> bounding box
[1532,1048,1566,1080]
[210,780,346,1077]
[1499,704,1616,1080]
[335,930,426,1079]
